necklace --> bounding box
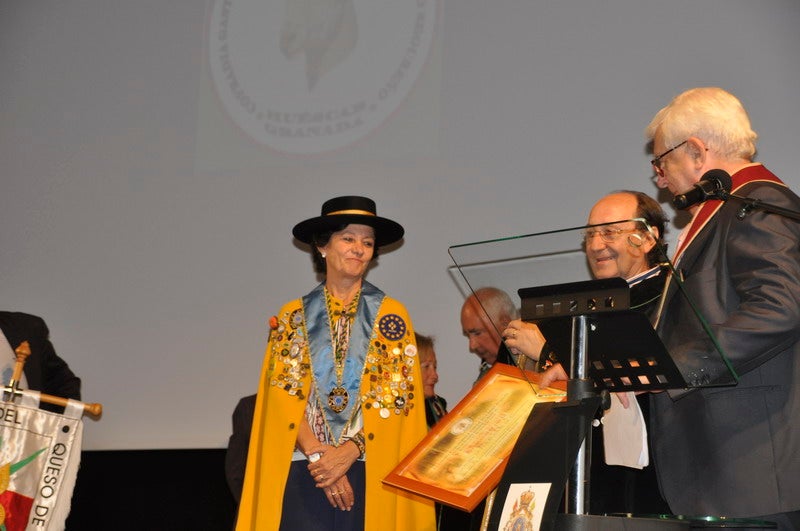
[324,287,361,413]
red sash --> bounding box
[672,164,785,264]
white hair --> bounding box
[645,87,757,161]
[470,286,519,327]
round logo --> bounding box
[378,314,406,340]
[208,0,438,154]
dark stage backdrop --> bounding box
[66,449,236,530]
[2,0,799,450]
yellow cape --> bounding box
[236,294,435,530]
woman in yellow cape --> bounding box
[236,196,435,531]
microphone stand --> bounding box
[657,186,800,388]
[717,190,800,222]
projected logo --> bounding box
[208,0,437,154]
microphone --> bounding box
[672,169,733,210]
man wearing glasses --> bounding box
[646,87,800,529]
[503,190,671,515]
[504,190,670,366]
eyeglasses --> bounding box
[583,227,640,244]
[651,140,687,175]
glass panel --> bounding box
[448,219,736,390]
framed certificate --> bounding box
[383,363,567,511]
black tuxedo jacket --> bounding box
[652,166,800,517]
[0,311,81,406]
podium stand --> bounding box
[484,400,689,531]
[445,220,740,531]
[480,278,692,531]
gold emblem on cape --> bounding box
[328,386,349,413]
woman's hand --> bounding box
[306,440,360,498]
[298,420,360,510]
[503,319,546,361]
[323,475,355,511]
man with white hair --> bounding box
[646,87,800,528]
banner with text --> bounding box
[0,394,82,531]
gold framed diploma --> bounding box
[383,363,567,511]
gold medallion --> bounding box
[328,386,349,413]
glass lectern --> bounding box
[445,219,744,531]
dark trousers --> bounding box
[279,460,366,531]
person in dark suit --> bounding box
[0,311,81,410]
[225,393,257,505]
[504,191,671,516]
[646,87,800,528]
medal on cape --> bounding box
[328,386,349,413]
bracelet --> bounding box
[348,432,366,458]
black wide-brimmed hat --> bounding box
[292,196,404,247]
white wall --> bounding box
[2,0,799,449]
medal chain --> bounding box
[324,287,361,395]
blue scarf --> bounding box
[303,281,384,442]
